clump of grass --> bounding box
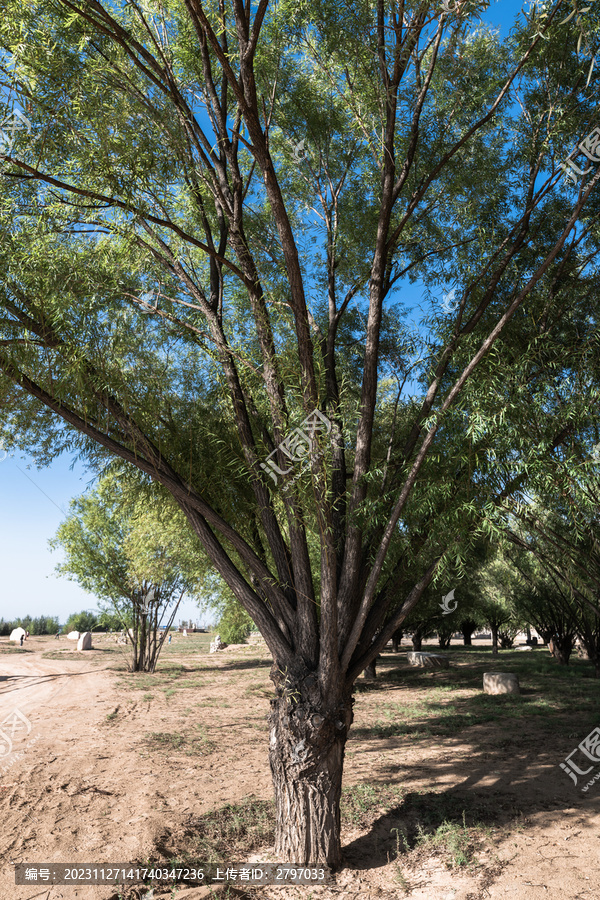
[341,783,405,827]
[413,811,480,869]
[388,791,503,872]
[145,731,186,750]
[143,724,215,756]
[244,681,271,698]
[389,828,411,894]
[115,663,214,696]
[192,798,275,863]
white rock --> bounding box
[77,631,93,651]
[66,631,80,641]
[483,672,520,695]
[209,633,224,653]
[407,651,450,669]
[9,627,26,643]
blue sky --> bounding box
[0,452,214,627]
[0,0,554,626]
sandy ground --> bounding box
[0,634,599,900]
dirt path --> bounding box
[1,636,599,900]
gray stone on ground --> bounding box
[77,631,93,651]
[483,672,520,695]
[406,651,450,669]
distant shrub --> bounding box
[63,611,99,633]
[31,616,60,635]
[216,602,253,644]
[0,615,60,635]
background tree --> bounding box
[477,547,523,655]
[0,615,60,635]
[509,548,581,665]
[214,596,254,644]
[50,473,202,671]
[2,0,600,866]
[62,610,99,634]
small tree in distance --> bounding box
[62,610,99,634]
[50,473,203,672]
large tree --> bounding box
[1,0,600,866]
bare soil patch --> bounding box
[1,633,599,900]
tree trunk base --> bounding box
[268,667,353,868]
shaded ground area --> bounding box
[0,633,599,899]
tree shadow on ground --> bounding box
[199,658,273,673]
[342,652,600,873]
[349,650,599,743]
[0,671,104,696]
[342,760,598,873]
[342,785,508,872]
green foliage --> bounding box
[30,615,60,634]
[341,783,404,828]
[1,0,600,691]
[63,610,99,633]
[49,470,208,670]
[216,601,254,644]
[97,609,127,631]
[0,615,59,635]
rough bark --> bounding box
[491,625,499,656]
[268,667,354,867]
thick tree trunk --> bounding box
[577,642,590,660]
[459,619,477,646]
[391,629,403,653]
[491,625,499,656]
[548,635,573,665]
[411,633,422,651]
[268,670,354,867]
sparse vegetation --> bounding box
[143,724,215,756]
